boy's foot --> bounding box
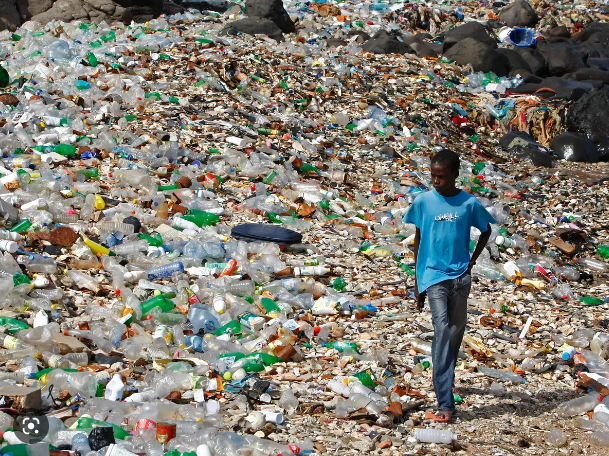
[431,410,453,423]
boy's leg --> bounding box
[448,273,472,363]
[427,280,456,412]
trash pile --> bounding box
[0,0,607,454]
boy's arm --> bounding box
[467,223,492,274]
[413,227,425,312]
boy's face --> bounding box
[431,161,458,195]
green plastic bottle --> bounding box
[580,296,604,306]
[353,369,376,388]
[10,219,31,233]
[183,210,220,227]
[158,184,179,191]
[213,320,242,337]
[140,292,176,315]
[332,277,347,291]
[244,352,280,366]
[54,144,77,156]
[73,416,130,439]
[260,297,281,314]
[139,233,164,247]
[598,245,609,259]
[0,316,29,334]
[0,66,10,88]
[75,168,99,179]
[322,341,359,352]
[86,52,98,67]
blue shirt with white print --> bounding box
[404,189,497,293]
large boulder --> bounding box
[362,30,414,55]
[16,0,54,21]
[443,38,509,76]
[245,0,294,33]
[551,133,600,163]
[495,48,531,73]
[567,89,609,158]
[536,43,585,76]
[31,0,130,24]
[0,0,21,30]
[499,0,538,27]
[222,17,284,41]
[443,21,497,51]
[500,131,553,167]
[513,47,546,76]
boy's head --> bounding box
[430,149,460,195]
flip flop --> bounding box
[431,410,453,423]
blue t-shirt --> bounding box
[404,189,497,293]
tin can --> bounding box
[276,344,297,362]
[156,422,176,443]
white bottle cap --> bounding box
[0,240,18,253]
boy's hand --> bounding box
[414,282,425,312]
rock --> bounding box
[347,29,370,44]
[52,333,89,354]
[245,0,294,33]
[510,76,594,101]
[551,133,600,163]
[443,38,510,77]
[536,43,585,76]
[544,26,571,39]
[326,38,346,48]
[16,0,54,21]
[513,47,546,76]
[162,0,185,15]
[498,0,538,27]
[31,0,131,24]
[0,0,21,31]
[410,42,438,58]
[443,21,497,51]
[587,58,609,71]
[377,439,392,449]
[564,68,609,83]
[509,68,542,83]
[495,48,532,73]
[37,226,79,247]
[222,17,284,42]
[500,131,553,167]
[0,386,41,411]
[0,93,19,106]
[567,88,609,158]
[361,30,414,55]
[118,0,164,23]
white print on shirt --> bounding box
[435,212,459,222]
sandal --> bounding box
[431,410,453,423]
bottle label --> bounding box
[47,354,63,368]
[281,279,296,291]
[3,335,18,349]
[135,418,157,430]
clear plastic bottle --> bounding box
[479,366,525,383]
[415,429,457,444]
[72,433,92,456]
[147,261,185,280]
[557,392,601,417]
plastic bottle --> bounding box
[556,392,601,417]
[479,366,525,383]
[147,262,185,280]
[578,258,608,273]
[71,433,92,456]
[415,429,457,444]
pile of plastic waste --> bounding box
[0,0,607,455]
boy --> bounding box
[404,149,497,422]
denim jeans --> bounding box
[427,273,471,411]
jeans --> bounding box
[426,273,471,411]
